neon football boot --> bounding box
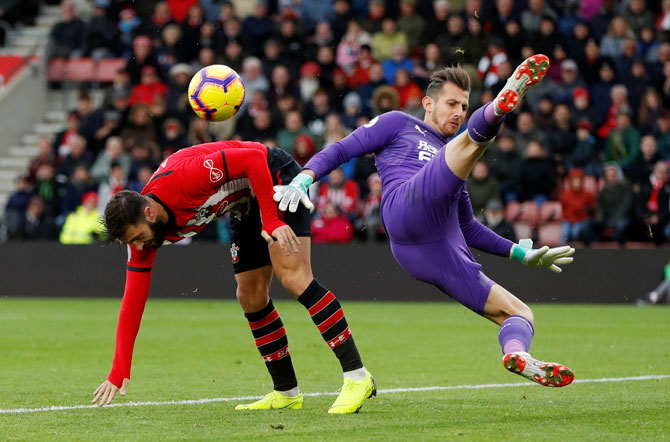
[234,390,304,410]
[503,351,574,387]
[328,370,377,414]
[494,54,550,114]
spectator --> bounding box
[590,61,618,131]
[595,162,633,243]
[605,106,641,168]
[240,56,269,107]
[97,162,127,210]
[341,92,363,130]
[60,165,98,217]
[76,91,105,153]
[423,0,450,45]
[621,0,653,37]
[487,130,522,203]
[336,20,371,74]
[627,135,662,187]
[519,140,556,206]
[292,134,316,168]
[305,21,336,63]
[84,0,119,58]
[120,104,158,153]
[311,202,354,244]
[27,137,58,186]
[188,118,215,145]
[635,160,670,243]
[277,110,311,154]
[304,88,332,138]
[48,1,86,60]
[128,143,157,183]
[158,118,189,155]
[355,172,385,242]
[165,63,193,118]
[482,199,517,243]
[317,167,360,220]
[553,59,585,105]
[598,84,630,140]
[567,121,599,176]
[436,14,468,65]
[371,85,400,116]
[371,17,408,62]
[144,2,174,44]
[53,111,80,160]
[125,35,160,85]
[358,62,386,115]
[559,168,595,243]
[56,135,93,181]
[331,0,353,43]
[118,9,144,60]
[467,161,501,221]
[128,165,154,194]
[59,192,105,244]
[638,88,662,135]
[4,175,32,239]
[346,44,375,89]
[157,24,187,71]
[15,196,58,240]
[316,45,338,89]
[655,111,670,159]
[477,39,508,89]
[90,136,131,184]
[33,164,60,218]
[268,64,297,107]
[520,0,557,38]
[361,0,386,35]
[600,16,635,58]
[241,2,274,56]
[91,110,123,153]
[462,16,489,66]
[397,0,424,50]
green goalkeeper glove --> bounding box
[509,238,575,273]
[273,173,314,213]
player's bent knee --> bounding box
[235,283,270,313]
[275,269,312,297]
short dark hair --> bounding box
[426,66,471,97]
[103,190,148,240]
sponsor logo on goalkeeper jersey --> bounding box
[417,140,438,162]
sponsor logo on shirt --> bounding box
[187,178,252,227]
[203,159,223,183]
[230,243,240,264]
[417,140,438,162]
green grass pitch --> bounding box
[1,298,668,441]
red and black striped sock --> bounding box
[244,299,297,391]
[298,279,363,372]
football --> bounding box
[188,64,246,122]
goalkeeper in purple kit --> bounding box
[274,55,575,388]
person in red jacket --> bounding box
[92,141,375,414]
[559,168,595,242]
[128,65,168,107]
[312,202,355,244]
[316,167,360,220]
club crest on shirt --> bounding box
[230,243,240,263]
[203,159,223,183]
[417,140,438,162]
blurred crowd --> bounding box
[3,0,670,246]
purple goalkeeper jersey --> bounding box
[305,110,513,259]
[306,111,445,201]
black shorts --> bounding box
[229,147,311,274]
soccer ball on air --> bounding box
[188,65,245,122]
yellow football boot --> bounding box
[235,391,303,410]
[328,371,376,414]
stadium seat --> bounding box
[590,242,621,249]
[505,200,521,222]
[517,201,540,226]
[65,58,96,82]
[96,58,126,83]
[513,221,533,240]
[537,222,563,246]
[540,201,562,223]
[46,58,68,82]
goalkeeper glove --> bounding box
[273,173,314,213]
[509,238,575,273]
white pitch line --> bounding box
[1,374,668,415]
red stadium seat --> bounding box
[518,201,540,226]
[46,58,68,82]
[505,200,521,222]
[97,58,126,83]
[537,222,563,247]
[513,221,533,240]
[540,201,562,223]
[65,58,96,82]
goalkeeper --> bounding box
[274,56,576,387]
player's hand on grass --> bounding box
[510,238,575,273]
[92,378,129,407]
[261,225,300,255]
[273,173,314,213]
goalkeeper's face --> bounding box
[423,82,469,138]
[120,219,168,250]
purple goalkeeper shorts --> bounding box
[381,146,495,314]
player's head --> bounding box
[104,190,168,249]
[422,67,471,137]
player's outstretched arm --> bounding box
[273,171,315,213]
[510,239,575,273]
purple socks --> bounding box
[498,315,534,354]
[467,102,505,144]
